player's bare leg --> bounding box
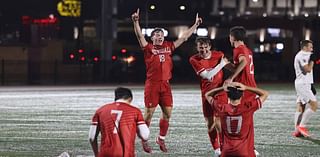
[156,105,172,152]
[292,102,304,137]
[298,100,318,137]
[213,116,222,153]
[206,116,221,156]
[141,107,156,153]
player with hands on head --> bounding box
[205,82,268,157]
[132,8,202,153]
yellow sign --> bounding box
[57,0,81,17]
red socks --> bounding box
[208,129,220,150]
[159,119,169,137]
[145,120,151,128]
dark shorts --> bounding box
[144,80,173,108]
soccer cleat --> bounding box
[291,131,303,137]
[156,137,168,152]
[297,126,311,137]
[254,149,260,156]
[141,140,152,153]
[58,152,70,157]
[214,148,221,157]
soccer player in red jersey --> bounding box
[226,26,257,100]
[189,37,229,156]
[89,87,150,157]
[205,82,268,157]
[132,8,202,153]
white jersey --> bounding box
[294,50,313,84]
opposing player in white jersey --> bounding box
[292,40,318,137]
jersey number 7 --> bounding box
[111,110,123,134]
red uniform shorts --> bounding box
[144,80,173,108]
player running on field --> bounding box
[292,40,318,137]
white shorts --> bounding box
[295,83,317,104]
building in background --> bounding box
[0,0,319,84]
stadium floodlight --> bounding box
[196,28,208,37]
[150,4,156,10]
[276,43,284,50]
[179,5,186,11]
[262,13,267,17]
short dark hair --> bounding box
[114,87,133,101]
[300,40,313,49]
[195,37,211,46]
[227,86,243,100]
[229,26,246,41]
[151,28,164,37]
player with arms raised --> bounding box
[132,8,202,153]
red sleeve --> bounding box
[142,43,153,52]
[189,56,205,75]
[91,112,99,125]
[251,98,262,112]
[136,109,145,125]
[233,48,244,63]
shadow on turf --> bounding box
[298,137,320,145]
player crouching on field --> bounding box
[205,82,268,157]
[88,87,150,157]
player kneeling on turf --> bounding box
[205,82,268,157]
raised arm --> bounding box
[205,86,225,104]
[174,13,202,48]
[232,82,269,103]
[132,8,148,48]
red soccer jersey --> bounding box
[233,45,257,88]
[91,102,145,157]
[213,97,262,157]
[143,41,175,81]
[189,50,224,95]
